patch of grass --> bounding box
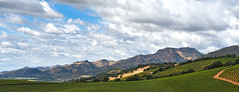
[0,67,238,92]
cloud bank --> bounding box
[1,0,239,71]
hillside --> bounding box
[203,45,239,57]
[121,57,239,80]
[0,67,239,92]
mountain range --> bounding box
[1,45,238,81]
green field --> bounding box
[121,58,238,80]
[0,67,238,92]
[152,58,238,78]
[220,64,239,82]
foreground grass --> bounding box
[0,67,238,92]
[0,79,48,85]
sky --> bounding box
[0,0,239,71]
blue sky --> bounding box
[0,0,239,71]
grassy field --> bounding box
[0,67,238,92]
[220,64,239,82]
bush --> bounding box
[103,77,109,82]
[181,69,195,74]
[146,75,152,80]
[207,61,223,69]
[114,78,121,82]
[225,61,235,66]
[235,59,239,64]
[126,75,140,81]
[79,79,87,82]
[93,79,100,82]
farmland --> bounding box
[220,64,239,82]
[0,67,239,92]
[121,58,238,80]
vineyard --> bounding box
[151,58,238,78]
[219,64,239,82]
[120,58,239,80]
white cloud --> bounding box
[67,18,85,25]
[63,24,80,33]
[45,23,63,34]
[0,58,11,61]
[1,42,13,47]
[3,14,24,24]
[0,0,62,18]
[0,31,8,38]
[39,0,63,18]
[17,27,42,37]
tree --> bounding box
[146,75,152,80]
[235,59,239,64]
[93,79,100,82]
[207,61,223,69]
[126,75,140,81]
[103,77,109,82]
[225,61,234,66]
[181,69,195,74]
[79,78,87,82]
[114,78,121,82]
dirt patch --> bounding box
[213,68,239,86]
[109,66,150,80]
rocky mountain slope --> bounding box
[203,45,239,57]
[111,47,203,69]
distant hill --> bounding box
[112,47,203,69]
[203,45,239,58]
[0,47,202,81]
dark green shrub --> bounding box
[146,75,152,80]
[235,59,239,64]
[93,79,100,82]
[225,61,234,66]
[103,77,109,82]
[126,75,140,81]
[207,61,223,69]
[114,78,121,82]
[181,69,195,74]
[79,79,87,82]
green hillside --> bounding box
[121,58,238,80]
[220,64,239,82]
[0,67,238,92]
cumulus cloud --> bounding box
[54,0,234,31]
[0,0,62,18]
[17,27,43,37]
[45,23,63,34]
[53,0,239,52]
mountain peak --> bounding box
[74,60,90,65]
[204,45,239,57]
[93,59,115,67]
